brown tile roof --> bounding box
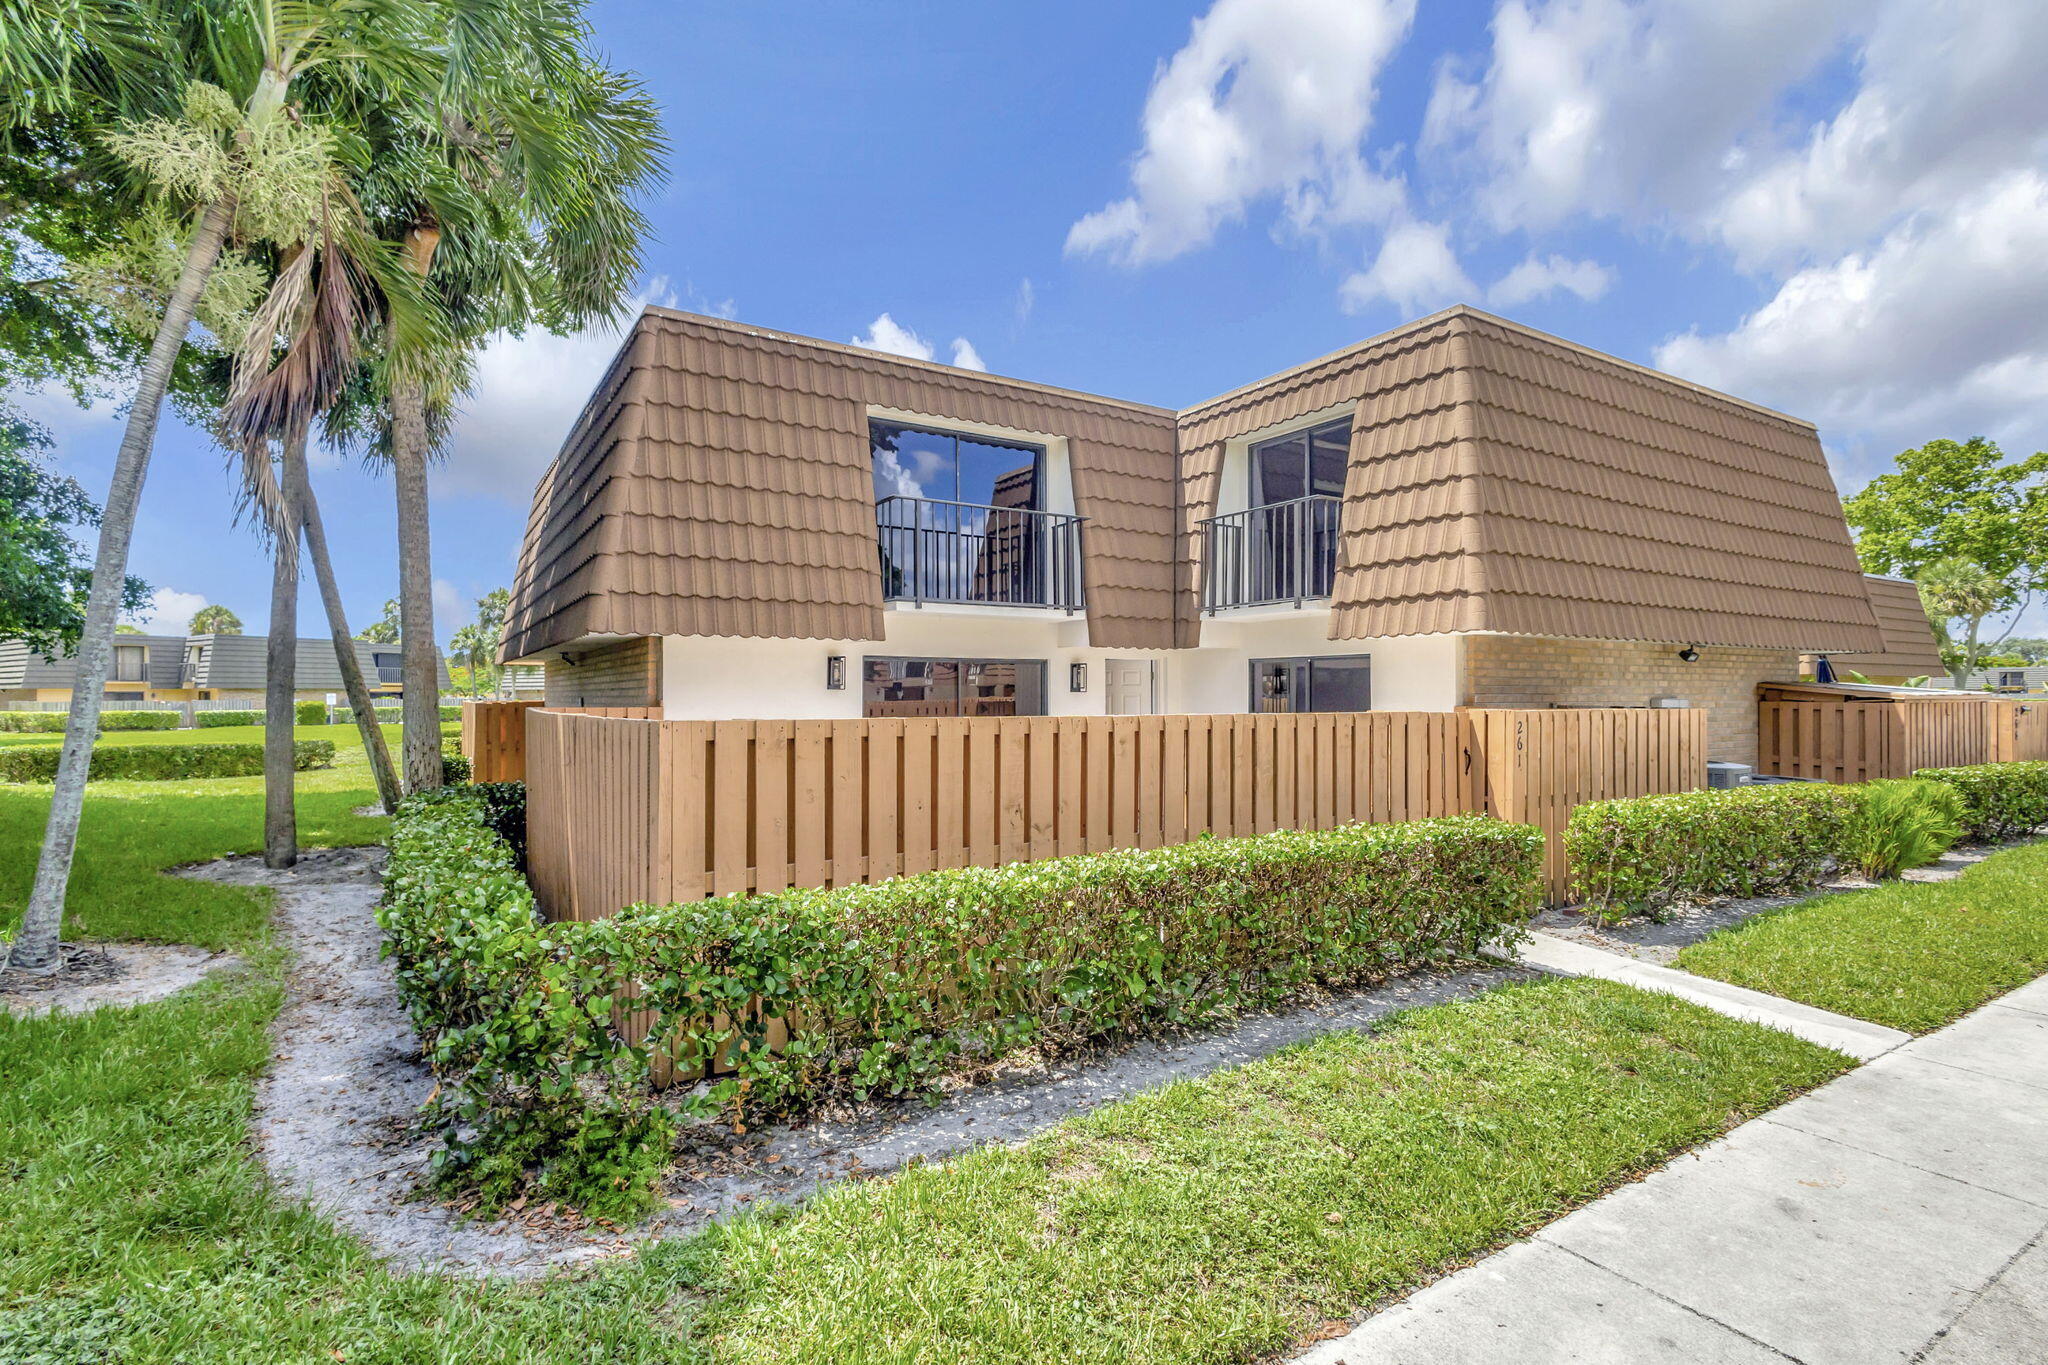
[505,303,1885,662]
[502,309,1182,660]
[1819,575,1946,676]
[1179,308,1884,652]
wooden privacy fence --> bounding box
[1758,684,2048,783]
[523,705,1709,919]
[461,700,658,782]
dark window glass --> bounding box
[1248,655,1371,713]
[871,421,1041,510]
[1249,417,1352,506]
[863,657,1045,718]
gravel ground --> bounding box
[1531,836,2037,964]
[179,843,1534,1277]
[0,940,239,1018]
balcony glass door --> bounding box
[1248,417,1349,603]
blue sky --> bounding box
[24,0,2048,642]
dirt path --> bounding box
[0,940,240,1018]
[181,848,627,1276]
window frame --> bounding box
[1246,654,1372,714]
[112,644,149,684]
[869,418,1046,511]
[861,655,1049,718]
[1247,415,1352,509]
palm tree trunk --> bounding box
[390,375,442,792]
[286,438,402,813]
[6,197,233,976]
[262,430,303,868]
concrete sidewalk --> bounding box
[1295,975,2048,1365]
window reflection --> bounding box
[862,658,1047,718]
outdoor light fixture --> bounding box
[1070,661,1087,692]
[826,655,847,690]
[1677,645,1701,664]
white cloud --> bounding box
[849,314,989,372]
[123,587,210,636]
[1066,0,1419,265]
[1339,221,1475,314]
[438,278,681,502]
[850,313,936,362]
[1654,170,2048,460]
[1487,252,1613,307]
[1423,0,1862,236]
[1014,277,1036,327]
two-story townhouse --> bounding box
[500,305,1906,766]
[0,633,450,705]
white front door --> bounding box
[1104,658,1157,715]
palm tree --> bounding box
[187,603,241,633]
[353,23,663,792]
[1918,558,2021,688]
[2,0,446,977]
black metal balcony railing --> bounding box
[1199,494,1341,612]
[876,495,1086,612]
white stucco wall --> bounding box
[659,606,1463,719]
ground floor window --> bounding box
[1249,655,1371,713]
[863,657,1046,718]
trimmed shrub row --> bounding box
[373,704,463,724]
[0,710,181,733]
[194,708,265,727]
[380,790,1543,1214]
[1914,761,2048,842]
[0,739,335,783]
[1569,762,2048,918]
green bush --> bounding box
[98,711,180,731]
[372,703,462,724]
[0,739,335,783]
[1566,783,1863,920]
[0,710,179,733]
[1843,779,1965,879]
[1914,761,2048,842]
[380,792,1542,1215]
[296,700,328,725]
[194,709,265,727]
[441,752,472,784]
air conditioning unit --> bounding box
[1648,695,1692,709]
[1705,761,1752,789]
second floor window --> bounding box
[1250,416,1350,506]
[112,645,148,683]
[871,420,1043,511]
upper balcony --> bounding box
[875,495,1086,613]
[1199,494,1341,613]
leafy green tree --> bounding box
[1844,437,2048,687]
[187,603,241,634]
[0,406,148,659]
[356,598,402,644]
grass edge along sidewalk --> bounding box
[1676,839,2048,1034]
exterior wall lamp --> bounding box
[1677,645,1701,664]
[1070,661,1087,692]
[826,655,847,690]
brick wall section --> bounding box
[1462,635,1798,766]
[544,637,660,707]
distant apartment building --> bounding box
[0,633,451,705]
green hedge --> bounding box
[1566,783,1863,919]
[0,710,180,733]
[380,792,1542,1214]
[1914,761,2048,841]
[296,700,328,725]
[0,739,335,783]
[194,708,264,727]
[374,704,463,724]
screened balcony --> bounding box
[875,496,1086,612]
[1199,494,1341,612]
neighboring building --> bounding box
[1804,575,1946,685]
[0,633,451,705]
[1971,666,2048,695]
[501,305,1887,766]
[496,663,546,699]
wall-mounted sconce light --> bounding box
[826,655,847,691]
[1070,661,1087,693]
[1677,645,1701,664]
[558,651,581,666]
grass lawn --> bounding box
[1676,840,2048,1034]
[2,743,1854,1364]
